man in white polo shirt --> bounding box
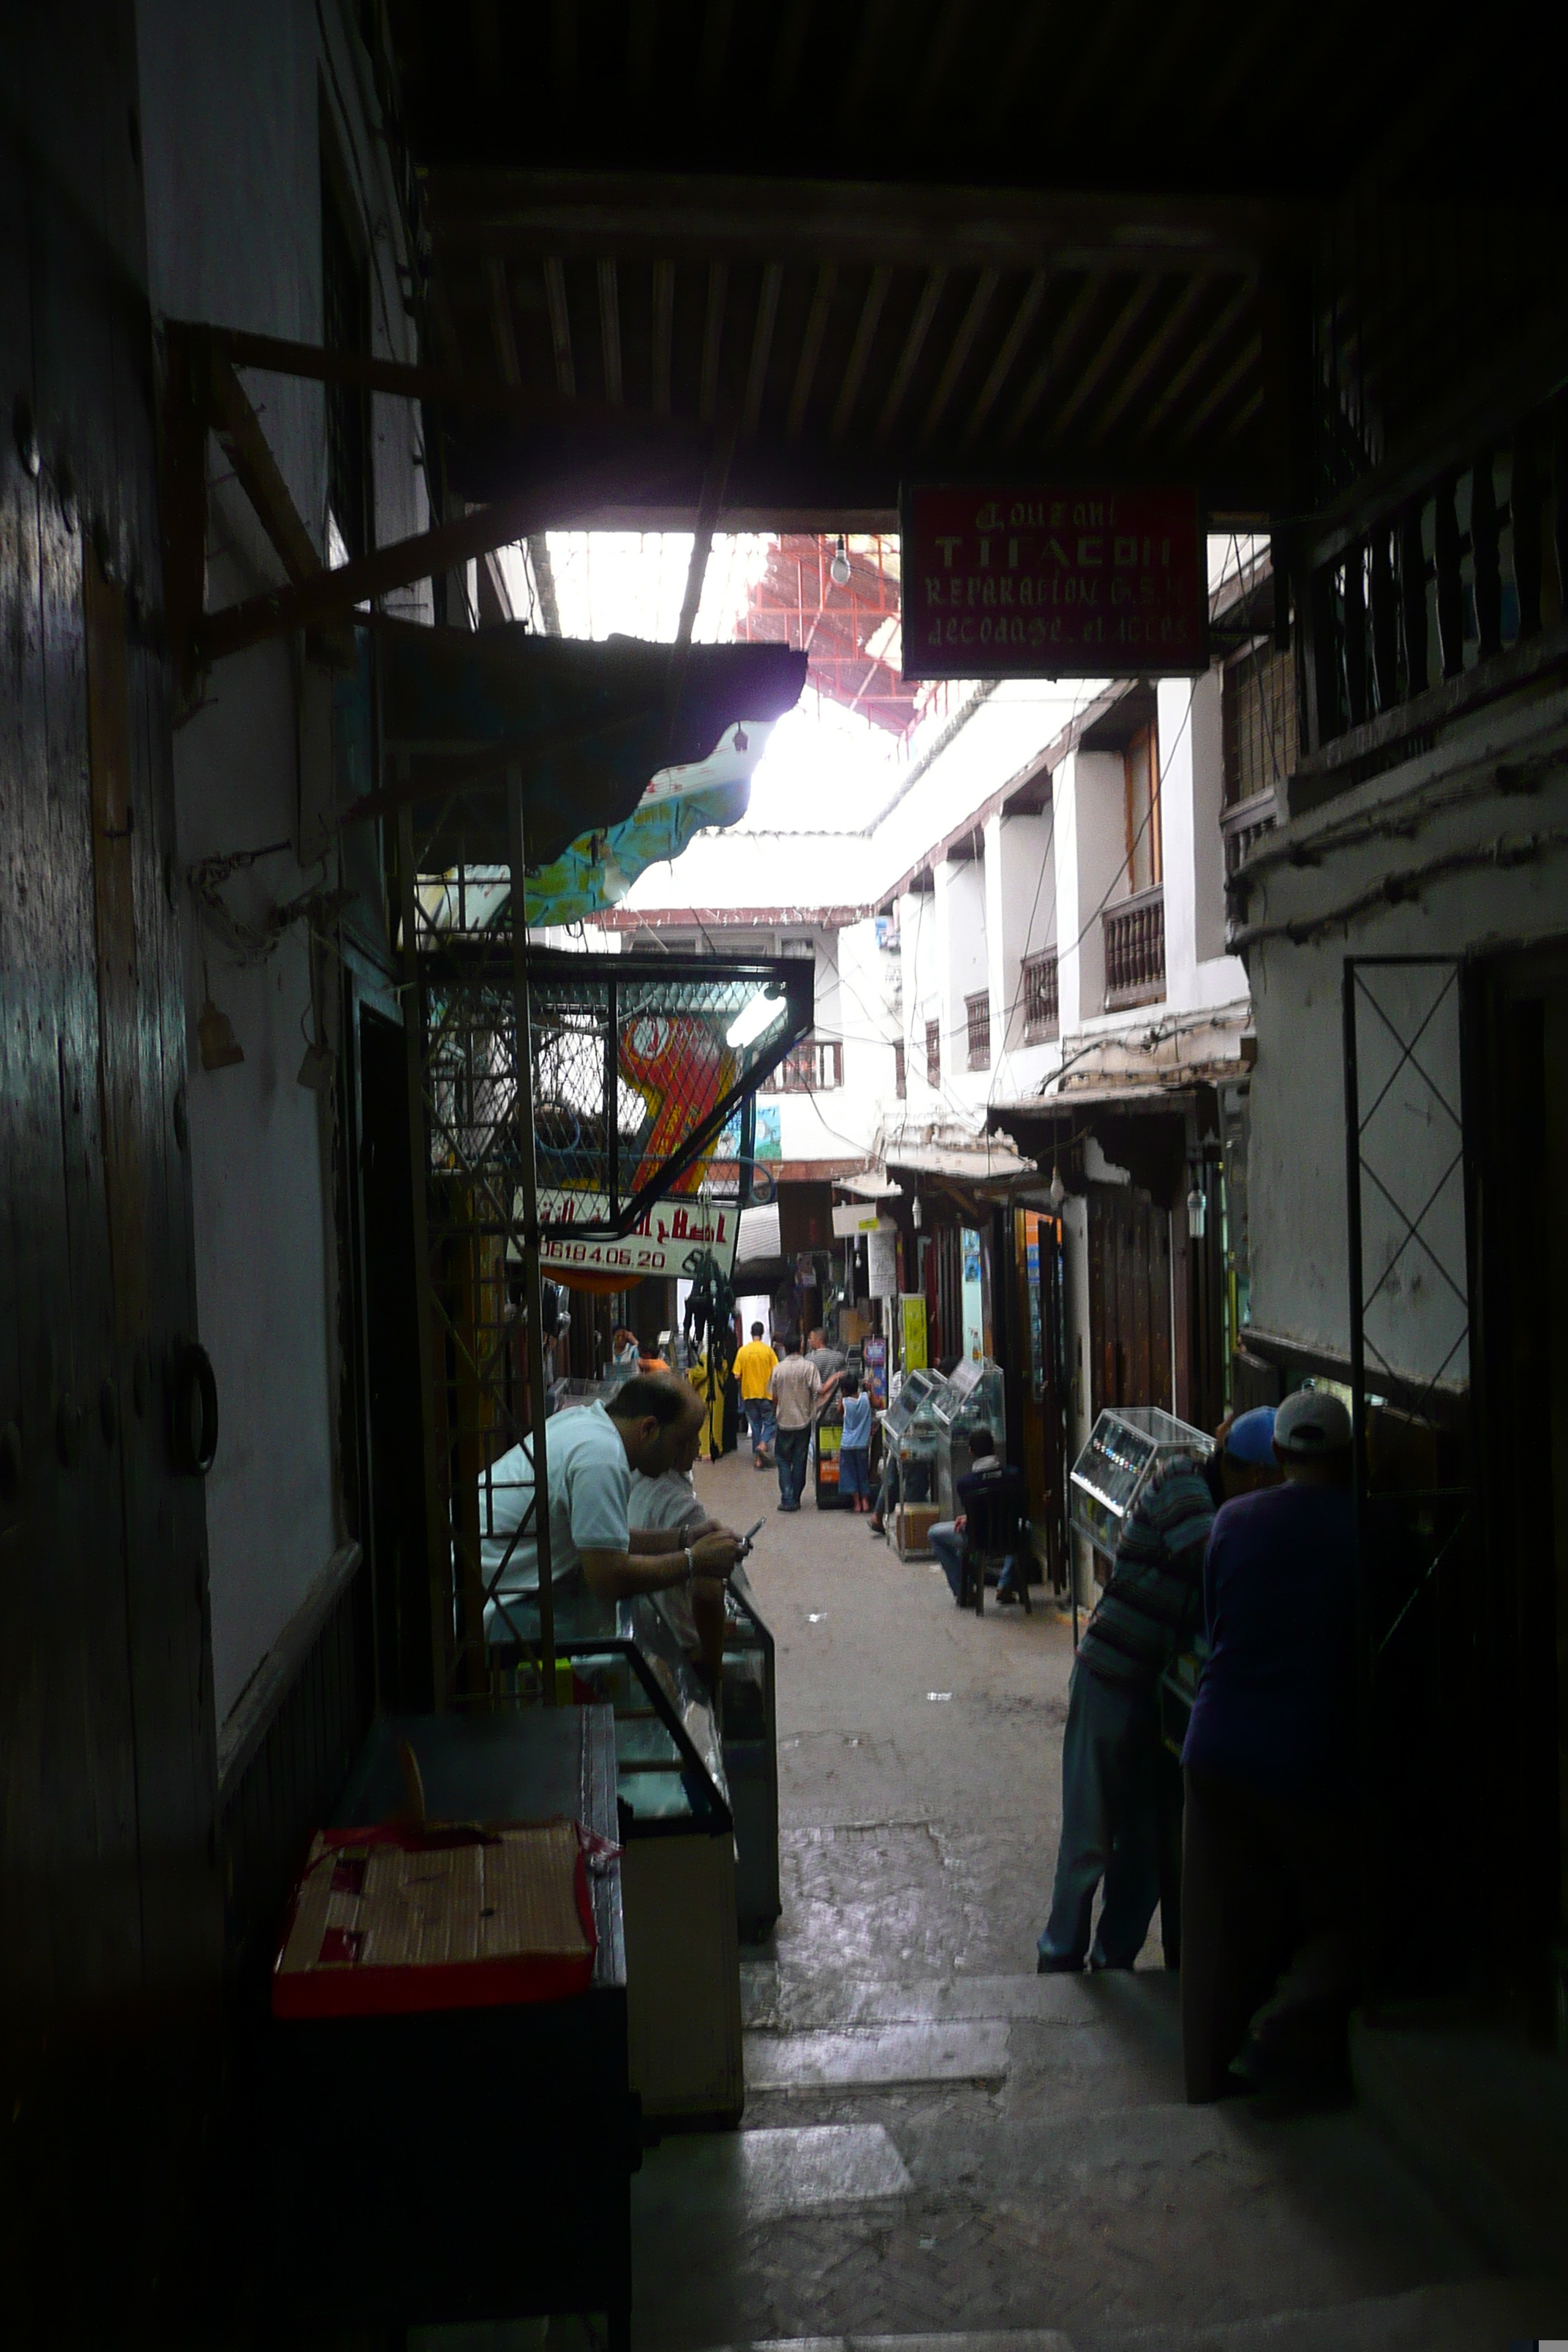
[480,1373,739,1645]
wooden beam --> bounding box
[998,274,1096,448]
[769,0,812,109]
[526,532,562,634]
[193,461,672,667]
[875,266,945,442]
[1088,276,1207,446]
[652,260,674,416]
[598,257,622,404]
[964,268,1048,447]
[543,257,576,397]
[1172,331,1263,448]
[700,0,734,100]
[908,0,968,130]
[426,168,1294,278]
[486,255,522,387]
[787,263,837,445]
[175,318,586,426]
[1047,276,1161,443]
[626,0,657,87]
[208,354,320,585]
[922,267,997,442]
[1134,284,1253,444]
[742,261,783,439]
[551,0,577,100]
[830,265,892,447]
[699,261,728,425]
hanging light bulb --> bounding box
[1186,1175,1207,1240]
[829,533,851,587]
[1047,1164,1066,1213]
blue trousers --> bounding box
[744,1398,776,1455]
[1038,1664,1163,1970]
[775,1425,810,1507]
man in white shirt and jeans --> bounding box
[480,1373,739,1646]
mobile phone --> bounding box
[734,1517,766,1563]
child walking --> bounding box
[837,1374,875,1514]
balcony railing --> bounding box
[776,1036,843,1093]
[1292,395,1568,804]
[1022,948,1059,1041]
[1104,886,1165,1009]
[1221,786,1278,878]
[965,992,991,1070]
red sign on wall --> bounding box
[900,483,1205,679]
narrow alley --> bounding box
[625,1458,1542,2352]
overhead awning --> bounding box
[884,1137,1036,1185]
[338,617,806,872]
[832,1169,903,1201]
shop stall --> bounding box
[720,1564,780,1939]
[269,1705,633,2345]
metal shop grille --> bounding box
[965,991,991,1070]
[1022,949,1058,1040]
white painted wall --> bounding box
[1158,674,1246,1009]
[1245,692,1568,1378]
[137,0,428,1718]
[936,856,989,1115]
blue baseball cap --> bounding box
[1225,1406,1277,1465]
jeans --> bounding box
[744,1398,776,1455]
[775,1424,810,1507]
[839,1444,870,1499]
[929,1520,965,1599]
[1038,1664,1163,1970]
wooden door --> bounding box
[1087,1184,1173,1418]
[1,20,220,2317]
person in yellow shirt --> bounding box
[732,1321,779,1469]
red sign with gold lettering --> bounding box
[900,483,1205,679]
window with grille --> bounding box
[777,1036,843,1092]
[965,992,991,1070]
[1022,949,1059,1040]
[925,1017,941,1088]
[1223,644,1297,810]
[1124,723,1162,894]
[893,1039,906,1098]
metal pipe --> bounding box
[508,766,557,1701]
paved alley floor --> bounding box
[622,1452,1551,2352]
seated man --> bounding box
[927,1429,1025,1605]
[627,1376,734,1689]
[1180,1389,1357,2100]
[480,1373,739,1647]
[732,1320,778,1468]
[1036,1409,1279,1975]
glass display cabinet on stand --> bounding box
[719,1564,779,1940]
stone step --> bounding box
[739,1968,1165,2034]
[745,2019,1010,2092]
[681,2274,1562,2351]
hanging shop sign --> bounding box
[532,1191,739,1284]
[900,1292,929,1371]
[900,483,1205,678]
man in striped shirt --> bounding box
[1036,1409,1279,1973]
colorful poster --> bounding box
[900,1292,928,1372]
[1024,1210,1045,1402]
[961,1226,984,1362]
[863,1336,888,1409]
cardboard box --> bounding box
[894,1502,941,1558]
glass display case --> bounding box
[546,1596,742,2124]
[720,1566,780,1939]
[1069,1405,1213,1561]
[554,1597,731,1830]
[881,1365,948,1558]
[931,1356,1008,1518]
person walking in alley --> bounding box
[769,1332,821,1512]
[837,1373,875,1511]
[1036,1409,1281,1974]
[734,1321,779,1469]
[1180,1389,1358,2101]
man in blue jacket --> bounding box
[1036,1409,1280,1973]
[1180,1387,1357,2100]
